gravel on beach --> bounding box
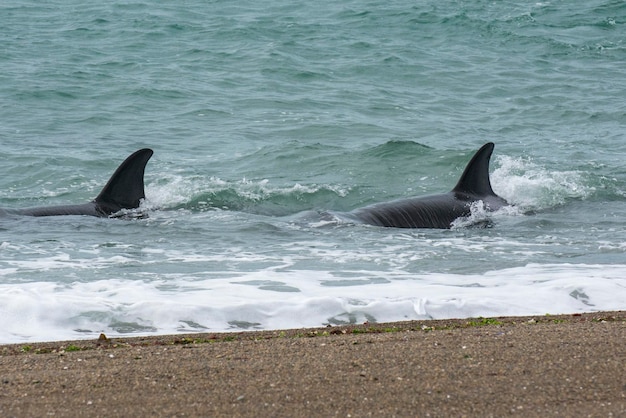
[1,311,625,417]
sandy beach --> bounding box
[1,311,625,417]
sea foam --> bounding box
[1,263,624,343]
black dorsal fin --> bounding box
[451,142,497,196]
[94,148,153,211]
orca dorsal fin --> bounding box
[94,148,153,212]
[451,142,497,197]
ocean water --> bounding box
[1,0,625,343]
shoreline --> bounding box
[1,310,625,354]
[1,311,625,416]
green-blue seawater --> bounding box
[1,0,625,342]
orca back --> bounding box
[351,142,507,229]
[3,148,153,218]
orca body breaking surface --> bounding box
[350,142,508,229]
[2,149,153,218]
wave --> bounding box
[360,140,433,159]
[2,140,616,221]
[146,175,352,216]
[144,141,608,219]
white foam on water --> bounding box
[1,263,625,344]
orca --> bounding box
[1,148,153,218]
[349,142,508,229]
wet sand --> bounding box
[1,311,625,417]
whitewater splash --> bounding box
[491,155,594,211]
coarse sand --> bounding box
[1,311,625,417]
